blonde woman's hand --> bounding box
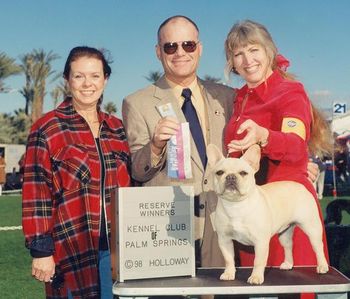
[227,119,269,153]
[307,160,320,183]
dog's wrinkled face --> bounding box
[211,157,256,202]
[207,144,261,202]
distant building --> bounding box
[332,112,350,139]
[0,144,26,174]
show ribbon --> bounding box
[156,103,192,179]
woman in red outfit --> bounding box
[22,46,131,299]
[224,20,332,299]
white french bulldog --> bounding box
[207,144,329,285]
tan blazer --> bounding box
[122,76,234,266]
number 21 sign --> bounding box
[333,102,347,114]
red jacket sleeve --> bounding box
[262,84,312,163]
[22,127,55,257]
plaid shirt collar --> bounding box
[55,98,115,128]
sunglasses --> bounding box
[162,41,199,55]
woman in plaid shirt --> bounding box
[22,46,131,298]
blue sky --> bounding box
[1,0,349,116]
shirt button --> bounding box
[204,179,208,184]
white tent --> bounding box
[332,112,350,137]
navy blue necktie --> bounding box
[181,88,207,167]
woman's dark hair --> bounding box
[63,46,112,79]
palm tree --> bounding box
[0,109,30,144]
[58,80,70,98]
[50,86,62,109]
[19,49,60,123]
[0,113,13,143]
[104,102,117,115]
[0,52,21,92]
[203,75,221,83]
[9,109,31,144]
[145,70,163,83]
[31,49,60,123]
[51,80,70,108]
[19,54,34,115]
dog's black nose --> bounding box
[226,174,236,183]
[226,174,237,188]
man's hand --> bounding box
[151,116,179,155]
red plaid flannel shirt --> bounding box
[22,99,131,298]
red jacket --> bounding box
[225,70,312,189]
[22,99,131,298]
[224,70,328,271]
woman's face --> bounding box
[67,56,107,109]
[232,43,273,88]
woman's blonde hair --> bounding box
[225,20,333,158]
[309,103,333,158]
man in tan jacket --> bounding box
[122,15,233,267]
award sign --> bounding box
[111,186,195,282]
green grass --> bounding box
[0,195,349,298]
[0,196,45,299]
[0,230,44,298]
[0,195,22,226]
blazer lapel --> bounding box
[200,78,232,155]
[154,76,204,172]
[154,77,185,122]
[199,79,216,145]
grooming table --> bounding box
[113,266,350,298]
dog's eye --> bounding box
[216,170,224,176]
[239,171,248,177]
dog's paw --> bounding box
[247,274,264,285]
[220,270,236,280]
[279,261,293,270]
[317,264,329,274]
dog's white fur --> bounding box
[207,144,329,284]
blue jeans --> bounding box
[68,250,113,299]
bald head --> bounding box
[157,15,199,44]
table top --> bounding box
[113,266,350,296]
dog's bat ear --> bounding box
[207,144,224,167]
[241,144,261,173]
